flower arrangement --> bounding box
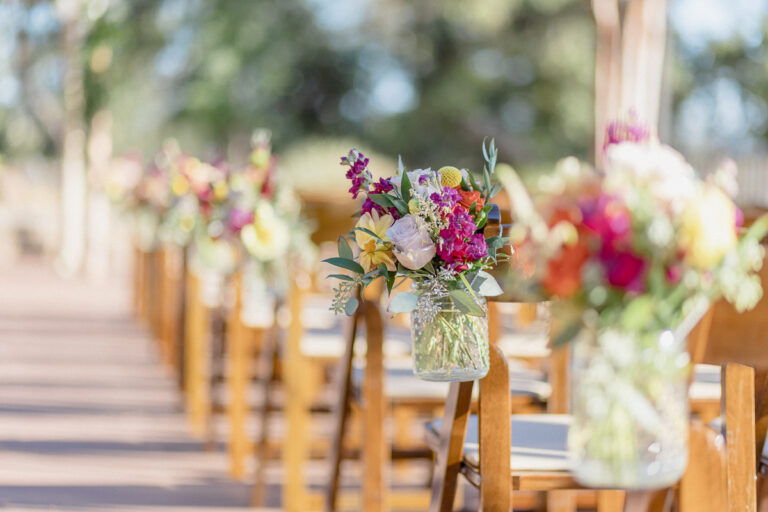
[501,117,768,488]
[112,132,314,295]
[326,141,509,381]
[509,120,766,343]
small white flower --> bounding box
[391,168,440,197]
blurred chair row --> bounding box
[131,202,768,512]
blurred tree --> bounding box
[2,0,766,172]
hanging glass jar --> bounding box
[569,326,690,489]
[410,282,489,382]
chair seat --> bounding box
[353,358,551,402]
[300,329,412,360]
[426,414,572,472]
[690,364,721,401]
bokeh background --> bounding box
[1,0,767,271]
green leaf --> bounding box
[328,274,354,282]
[460,178,471,191]
[323,257,364,274]
[397,154,405,175]
[450,289,485,316]
[400,169,412,203]
[337,236,353,259]
[620,295,655,332]
[388,291,419,313]
[344,297,359,316]
[352,226,383,241]
[552,322,581,346]
[368,193,395,208]
[391,198,409,215]
[386,270,396,294]
[472,270,503,297]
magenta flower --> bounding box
[579,195,630,246]
[599,245,646,292]
[430,186,461,210]
[227,207,254,234]
[603,114,649,149]
[340,149,371,199]
[436,207,487,270]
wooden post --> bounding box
[479,345,512,511]
[283,276,310,512]
[362,300,387,512]
[227,272,252,479]
[185,271,211,438]
[724,363,757,512]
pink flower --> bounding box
[436,208,487,269]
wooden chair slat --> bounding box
[427,381,474,512]
[479,344,512,510]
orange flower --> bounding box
[542,241,589,298]
[456,188,485,213]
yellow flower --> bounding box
[438,166,463,188]
[408,198,419,214]
[680,184,737,268]
[241,203,290,261]
[213,180,229,201]
[171,174,189,196]
[354,211,396,272]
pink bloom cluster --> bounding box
[340,149,371,199]
[603,117,649,149]
[227,207,255,234]
[579,194,646,292]
[436,191,488,271]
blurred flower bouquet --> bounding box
[326,141,508,382]
[504,119,767,488]
[112,133,314,308]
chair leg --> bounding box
[597,491,625,512]
[324,310,359,512]
[723,363,757,512]
[428,381,474,512]
[362,301,387,512]
[623,491,654,512]
[252,324,278,507]
[680,420,727,512]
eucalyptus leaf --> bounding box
[388,291,419,314]
[323,257,364,274]
[337,236,353,260]
[344,297,360,316]
[450,289,484,316]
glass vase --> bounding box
[569,326,690,489]
[410,283,489,382]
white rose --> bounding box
[386,214,436,270]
